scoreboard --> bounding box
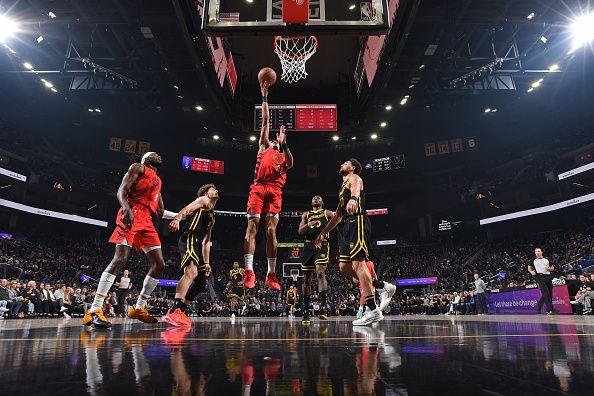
[182,156,225,174]
[254,104,337,131]
[365,155,406,172]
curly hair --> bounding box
[197,183,216,197]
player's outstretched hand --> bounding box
[168,219,180,232]
[277,125,286,145]
[261,81,269,97]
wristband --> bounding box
[262,96,268,103]
[349,196,358,201]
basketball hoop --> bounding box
[274,36,318,84]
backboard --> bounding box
[202,0,390,36]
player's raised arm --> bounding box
[117,163,144,226]
[168,196,209,232]
[259,82,270,152]
[277,125,293,169]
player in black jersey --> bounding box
[286,285,298,318]
[315,159,383,326]
[162,183,219,327]
[298,195,335,324]
[227,261,245,318]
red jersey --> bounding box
[127,166,162,213]
[253,147,287,189]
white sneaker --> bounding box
[231,313,235,319]
[570,300,579,305]
[63,312,71,318]
[379,282,397,312]
[0,307,9,312]
[60,306,68,312]
[352,307,383,326]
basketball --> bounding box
[258,67,277,87]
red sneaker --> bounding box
[244,269,256,289]
[162,308,192,327]
[265,272,281,291]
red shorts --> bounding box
[247,183,283,215]
[108,207,161,251]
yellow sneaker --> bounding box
[82,308,112,328]
[128,306,158,324]
[82,311,93,326]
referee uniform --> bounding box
[533,257,554,313]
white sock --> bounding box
[91,272,116,311]
[244,254,254,271]
[267,257,277,274]
[135,275,159,309]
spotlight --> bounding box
[527,87,534,92]
[571,12,594,50]
[484,108,492,113]
[88,108,95,112]
[419,64,425,69]
[385,105,392,111]
[177,95,183,99]
[246,0,254,3]
[43,81,54,88]
[351,136,357,140]
[95,108,101,113]
[548,64,559,71]
[195,105,204,111]
[408,84,414,89]
[400,98,408,105]
[349,4,356,10]
[249,135,256,142]
[0,16,18,42]
[173,85,179,89]
[371,133,378,140]
[23,62,33,70]
[48,12,56,19]
[492,109,497,112]
[36,35,44,43]
[404,95,410,98]
[527,12,535,20]
[213,135,220,140]
[531,80,542,88]
[380,122,387,128]
[332,135,339,141]
[50,88,57,93]
[540,35,547,44]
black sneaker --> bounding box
[318,309,328,320]
[91,309,112,328]
[301,312,311,325]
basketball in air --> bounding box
[258,67,277,87]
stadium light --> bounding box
[246,0,254,3]
[48,12,56,19]
[94,108,101,113]
[249,135,256,141]
[531,80,542,88]
[213,135,220,140]
[571,12,594,50]
[527,87,534,92]
[50,88,57,93]
[88,108,95,112]
[332,135,339,141]
[408,84,414,89]
[548,64,559,71]
[349,4,356,11]
[484,108,492,113]
[419,64,425,69]
[380,122,387,128]
[43,80,54,88]
[351,136,357,140]
[371,133,378,140]
[527,12,535,20]
[0,15,18,42]
[385,105,392,111]
[23,62,33,70]
[195,105,203,111]
[173,85,179,89]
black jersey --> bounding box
[183,207,215,240]
[304,209,329,241]
[338,178,366,219]
[230,268,243,286]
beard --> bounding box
[145,159,161,168]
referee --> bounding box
[115,270,132,317]
[528,247,555,314]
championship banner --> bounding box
[0,166,27,182]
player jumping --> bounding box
[243,82,294,291]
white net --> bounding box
[274,36,318,84]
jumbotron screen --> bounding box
[182,156,225,175]
[254,104,337,131]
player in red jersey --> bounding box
[82,152,167,328]
[353,261,397,318]
[243,82,294,290]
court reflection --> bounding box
[0,317,593,394]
